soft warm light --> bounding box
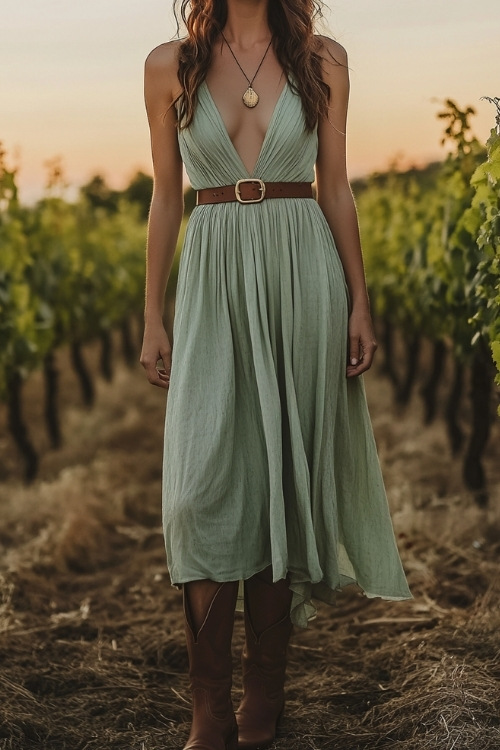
[2,0,498,202]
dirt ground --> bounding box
[0,336,499,750]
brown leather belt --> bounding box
[196,179,313,205]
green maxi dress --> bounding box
[162,78,412,628]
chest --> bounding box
[204,44,287,145]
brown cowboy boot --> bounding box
[236,570,293,750]
[183,580,239,750]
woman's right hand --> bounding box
[140,321,172,389]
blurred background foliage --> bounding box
[0,99,498,493]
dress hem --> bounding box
[167,563,413,629]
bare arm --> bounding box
[315,38,377,378]
[140,42,184,388]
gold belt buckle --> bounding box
[235,178,266,204]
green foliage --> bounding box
[466,107,500,401]
[80,171,154,220]
[0,148,151,400]
[80,174,120,213]
[358,99,499,380]
[122,171,154,221]
[0,149,54,397]
[2,97,499,409]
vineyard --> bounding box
[0,296,498,750]
[0,99,499,749]
[0,154,184,481]
[1,99,498,492]
[356,99,500,505]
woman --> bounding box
[140,0,412,748]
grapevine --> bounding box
[1,99,498,492]
[355,99,499,503]
[0,147,183,479]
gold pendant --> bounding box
[242,86,259,108]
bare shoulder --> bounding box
[314,34,348,68]
[144,39,182,104]
[145,39,183,72]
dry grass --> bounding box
[0,339,499,749]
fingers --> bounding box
[156,367,171,388]
[346,338,378,378]
[348,333,361,369]
[159,346,172,375]
[140,346,172,390]
[140,357,170,389]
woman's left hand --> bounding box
[346,308,378,378]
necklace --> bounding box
[220,31,273,108]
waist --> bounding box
[196,179,313,206]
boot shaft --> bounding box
[182,581,239,750]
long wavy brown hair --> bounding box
[173,0,335,131]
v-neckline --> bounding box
[201,78,289,177]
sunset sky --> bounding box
[2,0,499,202]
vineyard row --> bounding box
[0,100,498,493]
